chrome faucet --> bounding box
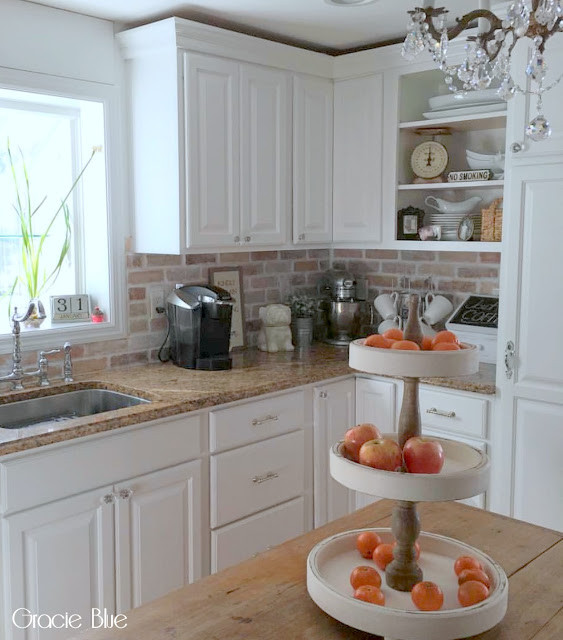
[0,304,74,390]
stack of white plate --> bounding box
[426,213,482,241]
[423,88,505,119]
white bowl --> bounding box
[428,88,503,111]
[466,151,505,177]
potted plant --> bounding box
[6,142,100,326]
[287,293,317,348]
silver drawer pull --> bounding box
[251,414,279,426]
[426,407,456,418]
[252,471,279,484]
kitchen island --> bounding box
[70,500,562,640]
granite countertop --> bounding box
[0,344,496,457]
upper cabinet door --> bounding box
[184,53,241,248]
[240,64,291,246]
[333,74,384,244]
[293,75,333,244]
[507,38,563,160]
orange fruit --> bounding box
[350,565,382,590]
[364,334,392,348]
[458,569,491,589]
[390,340,420,351]
[411,581,444,611]
[353,584,385,605]
[454,555,482,576]
[421,336,433,351]
[458,580,489,607]
[372,543,395,570]
[431,330,459,348]
[382,328,403,341]
[356,531,382,559]
[433,342,460,351]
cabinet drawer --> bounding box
[0,413,204,515]
[211,430,305,528]
[211,496,306,573]
[419,388,488,438]
[210,389,306,452]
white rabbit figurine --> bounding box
[257,304,294,352]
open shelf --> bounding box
[399,111,507,132]
[398,180,504,191]
[389,240,502,253]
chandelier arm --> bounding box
[421,8,503,45]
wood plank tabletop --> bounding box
[73,500,563,640]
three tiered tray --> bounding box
[306,324,508,640]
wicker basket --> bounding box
[481,198,503,242]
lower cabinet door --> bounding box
[211,497,306,573]
[3,486,115,640]
[114,460,202,612]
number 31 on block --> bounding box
[50,294,91,323]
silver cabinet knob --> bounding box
[234,235,240,243]
[101,493,115,505]
[511,142,523,153]
[319,391,328,399]
[118,488,133,500]
[298,233,305,241]
[244,236,251,243]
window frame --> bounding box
[0,67,127,355]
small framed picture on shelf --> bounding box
[397,206,425,240]
[209,266,246,350]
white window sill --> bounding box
[0,319,126,356]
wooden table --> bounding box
[74,501,563,640]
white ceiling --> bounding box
[25,0,478,52]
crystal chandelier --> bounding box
[402,1,563,141]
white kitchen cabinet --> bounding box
[354,377,397,509]
[293,75,333,244]
[120,27,293,252]
[493,159,563,529]
[333,74,383,244]
[184,53,241,248]
[0,414,206,638]
[313,378,356,527]
[211,496,306,573]
[240,63,291,246]
[4,486,115,640]
[184,53,292,249]
[208,388,312,572]
[114,460,202,612]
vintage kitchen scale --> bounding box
[306,294,508,640]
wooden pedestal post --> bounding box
[387,373,423,591]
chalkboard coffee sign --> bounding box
[448,295,499,331]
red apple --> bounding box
[403,437,445,474]
[343,423,382,462]
[359,438,402,472]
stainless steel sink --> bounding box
[0,389,150,430]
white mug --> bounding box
[422,295,454,325]
[378,316,402,334]
[374,292,399,320]
[420,319,437,337]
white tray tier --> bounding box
[349,339,479,378]
[307,528,508,640]
[330,436,490,502]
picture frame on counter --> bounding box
[397,206,425,240]
[209,266,246,350]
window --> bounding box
[0,86,119,343]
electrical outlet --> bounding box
[149,286,165,319]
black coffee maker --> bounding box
[166,284,233,370]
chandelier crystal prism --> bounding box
[402,1,563,141]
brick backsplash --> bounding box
[0,248,499,375]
